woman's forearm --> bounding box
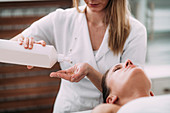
[87,64,103,92]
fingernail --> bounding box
[29,45,32,49]
[50,74,54,77]
[25,45,27,48]
[50,73,54,77]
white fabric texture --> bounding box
[118,95,170,113]
[72,110,92,113]
[22,5,147,113]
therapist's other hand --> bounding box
[50,63,90,82]
[18,37,46,69]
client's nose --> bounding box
[125,59,133,68]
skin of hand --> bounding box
[50,63,89,82]
[12,34,46,69]
[92,103,121,113]
[50,63,103,91]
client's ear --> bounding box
[150,91,154,96]
[106,95,118,104]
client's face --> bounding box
[106,60,151,105]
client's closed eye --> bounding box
[113,67,121,72]
[112,64,122,72]
[113,66,122,72]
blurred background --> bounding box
[0,0,170,113]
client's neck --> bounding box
[118,90,150,106]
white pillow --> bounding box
[117,94,170,113]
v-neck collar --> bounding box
[75,5,110,71]
[83,10,110,62]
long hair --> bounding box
[101,70,110,103]
[73,0,81,12]
[73,0,131,55]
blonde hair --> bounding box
[73,0,131,55]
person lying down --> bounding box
[50,60,154,113]
[92,60,154,113]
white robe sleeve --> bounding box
[21,9,63,45]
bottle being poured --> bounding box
[0,39,72,68]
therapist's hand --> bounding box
[50,63,90,82]
[18,37,46,49]
[18,37,46,69]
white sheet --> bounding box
[117,94,170,113]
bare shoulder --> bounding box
[92,104,121,113]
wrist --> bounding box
[86,63,93,77]
[85,63,91,77]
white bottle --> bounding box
[0,39,71,68]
